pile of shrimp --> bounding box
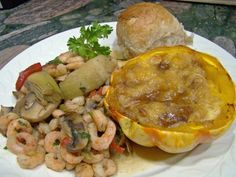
[0,52,121,177]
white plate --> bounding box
[0,22,236,177]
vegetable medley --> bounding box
[0,23,130,177]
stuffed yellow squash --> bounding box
[104,45,235,153]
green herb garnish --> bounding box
[3,146,7,150]
[67,22,113,60]
[88,111,93,117]
[59,104,68,112]
[53,139,60,146]
[79,132,90,139]
[47,57,63,65]
[18,120,26,126]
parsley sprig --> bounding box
[67,22,113,61]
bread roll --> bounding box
[116,2,192,58]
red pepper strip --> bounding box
[110,139,125,154]
[60,137,72,148]
[97,87,103,96]
[15,62,42,91]
[88,87,104,98]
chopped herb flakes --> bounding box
[53,139,60,146]
[47,57,63,65]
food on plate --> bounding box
[116,2,192,58]
[0,23,128,177]
[0,14,235,177]
[14,71,63,122]
[104,45,236,153]
[59,55,117,99]
[0,53,122,176]
[15,62,42,91]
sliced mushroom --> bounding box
[12,91,25,100]
[24,93,36,110]
[60,114,89,153]
[15,94,58,123]
[0,105,13,116]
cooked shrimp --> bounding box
[66,61,84,70]
[82,113,93,123]
[65,163,76,171]
[44,131,61,153]
[72,96,85,106]
[17,146,45,169]
[88,120,116,151]
[92,158,117,177]
[56,74,68,82]
[7,132,37,155]
[43,64,61,78]
[64,100,78,111]
[64,100,85,114]
[75,163,94,177]
[91,109,108,132]
[92,162,105,177]
[102,149,110,159]
[49,118,60,131]
[66,56,84,64]
[0,112,18,135]
[101,86,109,95]
[56,63,67,75]
[58,51,75,63]
[6,118,32,137]
[37,122,50,135]
[45,152,66,172]
[32,129,42,142]
[38,138,45,146]
[102,158,117,176]
[52,109,65,118]
[82,151,104,164]
[60,146,84,165]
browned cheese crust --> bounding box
[107,52,222,128]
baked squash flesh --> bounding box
[104,46,235,153]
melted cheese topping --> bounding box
[108,52,222,128]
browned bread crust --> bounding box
[116,2,192,58]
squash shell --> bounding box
[104,46,236,153]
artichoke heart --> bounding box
[15,71,62,122]
[59,55,117,99]
[24,71,62,104]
